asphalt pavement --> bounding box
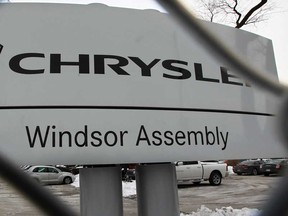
[0,174,281,216]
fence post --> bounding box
[136,163,179,216]
[80,165,123,216]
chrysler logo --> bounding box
[8,53,249,87]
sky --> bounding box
[6,0,288,86]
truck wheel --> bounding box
[209,171,222,186]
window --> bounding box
[33,167,47,173]
[183,161,198,165]
[47,168,58,173]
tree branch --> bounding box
[231,0,242,27]
[235,0,267,28]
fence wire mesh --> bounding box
[0,1,287,215]
[156,1,288,216]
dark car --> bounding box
[122,169,136,181]
[262,159,288,176]
[233,160,265,175]
[121,164,136,181]
[55,165,72,173]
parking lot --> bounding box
[0,174,282,216]
[177,174,280,214]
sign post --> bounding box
[80,166,123,216]
[136,163,179,216]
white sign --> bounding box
[0,3,286,165]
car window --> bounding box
[32,167,47,173]
[240,160,262,166]
[47,167,59,173]
[269,159,286,164]
[279,160,288,165]
[183,161,198,165]
[240,161,253,165]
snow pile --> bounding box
[180,206,260,216]
[122,180,137,197]
[228,166,235,175]
[71,174,80,187]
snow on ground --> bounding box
[180,206,260,216]
[228,166,234,175]
[71,167,260,215]
[122,180,137,197]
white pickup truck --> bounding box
[175,161,228,186]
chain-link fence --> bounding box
[156,1,288,216]
[0,1,287,215]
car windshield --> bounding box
[240,161,257,165]
[268,159,287,164]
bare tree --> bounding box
[190,0,275,29]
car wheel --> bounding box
[252,169,258,175]
[63,177,72,184]
[209,172,222,186]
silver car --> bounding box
[24,165,76,185]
